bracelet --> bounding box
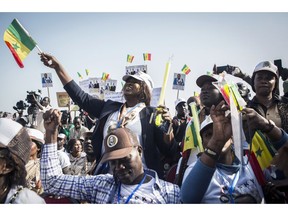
[261,119,275,134]
[204,147,219,160]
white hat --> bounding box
[58,133,66,139]
[0,118,31,164]
[122,71,154,92]
[175,98,186,107]
[251,60,279,92]
[200,115,213,135]
[26,128,44,144]
[253,61,278,77]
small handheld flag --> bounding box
[102,72,110,81]
[3,19,39,68]
[143,53,151,61]
[85,69,90,76]
[77,72,83,79]
[181,64,191,75]
[127,54,134,63]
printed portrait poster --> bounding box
[56,92,70,107]
[172,73,186,91]
[125,65,148,75]
[41,72,53,88]
[105,79,117,92]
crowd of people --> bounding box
[1,53,288,204]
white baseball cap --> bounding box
[122,71,154,92]
[175,98,186,107]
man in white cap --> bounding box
[0,119,45,203]
[40,109,180,203]
[172,98,188,143]
[57,133,70,174]
[40,53,177,180]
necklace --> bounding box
[117,174,147,204]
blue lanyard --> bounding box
[218,169,240,204]
[117,174,147,204]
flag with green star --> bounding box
[183,102,203,153]
[3,19,36,68]
[251,131,275,170]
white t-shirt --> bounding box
[57,148,71,169]
[183,157,264,203]
[115,175,158,204]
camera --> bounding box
[26,90,41,104]
[13,100,28,111]
[214,65,236,75]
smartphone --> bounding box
[216,65,234,74]
[274,59,282,70]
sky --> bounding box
[1,11,288,116]
[2,0,288,213]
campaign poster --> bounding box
[172,73,186,91]
[41,73,53,88]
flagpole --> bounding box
[47,87,50,99]
[158,55,173,106]
[36,45,43,53]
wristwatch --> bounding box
[204,147,219,160]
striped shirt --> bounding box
[40,143,180,204]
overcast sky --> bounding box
[1,2,288,118]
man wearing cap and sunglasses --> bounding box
[40,53,178,180]
[40,109,180,204]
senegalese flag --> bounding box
[143,53,151,61]
[245,130,275,186]
[183,102,203,153]
[181,64,191,75]
[3,19,37,68]
[127,54,134,63]
[102,72,110,81]
[77,72,83,79]
[251,131,275,170]
[85,69,90,76]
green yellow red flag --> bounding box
[181,64,191,75]
[3,19,36,68]
[127,54,134,63]
[143,53,151,61]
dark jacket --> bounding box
[247,95,288,133]
[64,80,178,178]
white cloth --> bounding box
[115,175,158,204]
[36,105,52,133]
[5,185,45,204]
[69,125,89,140]
[57,149,71,169]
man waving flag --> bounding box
[3,19,37,68]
